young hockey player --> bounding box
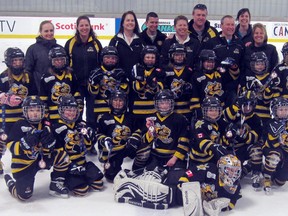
[189,96,228,165]
[113,154,242,215]
[0,47,37,174]
[262,97,288,194]
[222,90,263,190]
[96,90,141,181]
[162,43,194,120]
[130,45,165,129]
[39,46,82,122]
[190,49,225,117]
[53,95,104,196]
[132,89,190,171]
[4,96,70,200]
[88,46,129,124]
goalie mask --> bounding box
[154,89,175,116]
[4,47,25,75]
[48,46,68,72]
[22,96,45,124]
[250,51,268,75]
[100,46,119,71]
[199,49,217,74]
[141,45,158,69]
[109,90,127,115]
[168,43,186,67]
[282,42,288,64]
[218,154,241,187]
[58,95,80,124]
[202,96,222,123]
[270,97,288,121]
[237,90,257,116]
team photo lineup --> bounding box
[0,3,288,216]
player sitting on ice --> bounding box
[262,97,288,195]
[113,154,242,216]
[4,96,70,200]
[54,95,104,196]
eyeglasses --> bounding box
[193,4,207,10]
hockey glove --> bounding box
[126,136,141,158]
[20,129,40,151]
[132,63,145,81]
[100,137,113,152]
[209,144,229,158]
[40,126,56,150]
[89,69,103,85]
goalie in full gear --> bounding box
[39,46,83,122]
[262,97,288,194]
[162,43,194,119]
[130,45,165,129]
[0,47,37,175]
[96,90,141,181]
[223,90,263,190]
[4,96,70,200]
[53,95,104,196]
[113,154,242,215]
[189,96,229,165]
[88,46,129,125]
[132,89,190,171]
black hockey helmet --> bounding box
[250,51,268,75]
[237,90,257,115]
[201,96,222,122]
[100,46,119,70]
[22,95,45,124]
[168,43,186,66]
[270,97,288,120]
[154,89,175,116]
[48,46,68,72]
[109,90,127,115]
[58,95,80,124]
[199,49,217,73]
[140,45,159,68]
[4,47,25,75]
[282,42,288,61]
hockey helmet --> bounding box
[270,97,288,121]
[154,89,175,116]
[100,46,119,70]
[168,43,186,66]
[4,47,25,75]
[140,45,159,69]
[48,46,68,72]
[218,154,242,187]
[199,49,217,73]
[109,90,127,115]
[58,95,80,124]
[250,51,268,75]
[281,42,288,63]
[201,96,222,122]
[22,95,45,124]
[237,90,257,115]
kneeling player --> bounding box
[54,95,104,196]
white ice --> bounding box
[1,150,288,216]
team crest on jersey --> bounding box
[155,123,173,143]
[170,78,184,98]
[112,125,131,140]
[100,75,118,98]
[196,163,209,170]
[205,81,223,96]
[64,129,81,145]
[201,183,218,200]
[9,83,28,99]
[195,120,204,129]
[280,131,288,146]
[51,82,71,104]
[210,130,220,142]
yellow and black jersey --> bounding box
[53,120,91,165]
[163,65,194,116]
[0,71,37,125]
[190,118,222,163]
[190,70,224,112]
[6,119,52,178]
[131,65,164,116]
[142,112,190,160]
[88,66,129,114]
[39,70,82,120]
[264,119,288,153]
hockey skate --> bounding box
[251,171,263,191]
[263,177,272,195]
[4,174,15,188]
[49,177,69,198]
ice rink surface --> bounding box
[1,151,288,216]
